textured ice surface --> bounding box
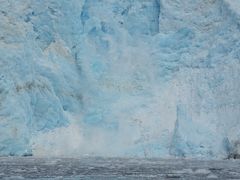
[0,0,240,158]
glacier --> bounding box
[0,0,240,159]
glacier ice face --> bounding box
[0,0,240,158]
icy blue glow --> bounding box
[0,0,240,158]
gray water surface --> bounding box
[0,157,240,179]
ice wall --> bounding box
[0,0,239,158]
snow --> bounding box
[0,0,240,158]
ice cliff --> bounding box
[0,0,240,159]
